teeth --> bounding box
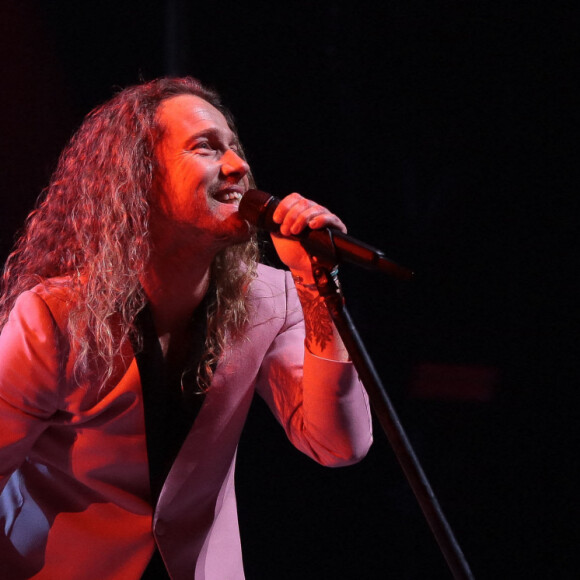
[217,191,243,202]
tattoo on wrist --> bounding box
[296,287,334,352]
[291,275,318,290]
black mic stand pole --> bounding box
[309,256,474,580]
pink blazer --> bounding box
[0,264,372,579]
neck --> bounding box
[142,247,214,337]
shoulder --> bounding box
[8,278,76,333]
[256,262,287,283]
[30,277,75,301]
[249,263,293,299]
[0,279,79,414]
[245,263,302,329]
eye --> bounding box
[189,141,214,153]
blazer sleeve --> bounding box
[0,290,63,492]
[255,271,373,467]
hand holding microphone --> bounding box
[255,191,346,277]
[238,189,414,280]
[269,192,347,237]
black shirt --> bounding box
[133,295,212,578]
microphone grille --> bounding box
[239,189,279,231]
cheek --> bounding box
[165,167,206,207]
[154,153,218,215]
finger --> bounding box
[287,204,330,235]
[274,194,312,236]
[272,192,304,226]
[273,193,348,235]
[308,211,347,234]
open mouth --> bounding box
[214,189,243,205]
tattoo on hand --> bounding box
[296,287,334,352]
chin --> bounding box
[215,215,253,246]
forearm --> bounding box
[255,267,372,466]
[270,191,353,361]
[300,349,373,465]
[291,269,349,362]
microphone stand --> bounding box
[309,255,474,580]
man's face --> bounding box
[152,94,251,253]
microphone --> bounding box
[238,189,414,280]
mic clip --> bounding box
[309,254,345,314]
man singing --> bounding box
[0,77,372,579]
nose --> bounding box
[221,149,250,179]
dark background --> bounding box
[1,1,577,578]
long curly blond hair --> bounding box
[0,77,259,392]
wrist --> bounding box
[291,272,318,290]
[291,265,339,290]
[289,264,314,282]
